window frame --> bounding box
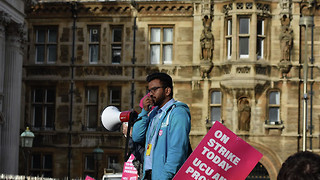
[85,87,99,130]
[149,25,174,65]
[257,19,265,60]
[83,154,95,178]
[111,26,123,64]
[109,86,121,110]
[31,87,55,130]
[107,155,122,173]
[209,90,222,124]
[225,18,232,60]
[238,17,250,59]
[30,153,53,178]
[268,91,281,124]
[88,26,100,64]
[34,26,58,64]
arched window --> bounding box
[246,162,270,180]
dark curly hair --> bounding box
[277,151,320,180]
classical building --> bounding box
[0,0,26,175]
[18,0,320,179]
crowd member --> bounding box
[277,151,320,180]
[132,72,191,180]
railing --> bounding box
[0,174,58,180]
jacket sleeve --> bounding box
[163,106,191,179]
[132,109,150,144]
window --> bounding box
[108,155,122,173]
[226,19,232,59]
[109,87,121,110]
[88,26,100,64]
[268,91,280,124]
[257,19,265,59]
[86,87,98,130]
[35,27,57,63]
[111,27,123,64]
[246,162,270,180]
[150,26,173,64]
[210,91,222,123]
[84,154,95,178]
[32,88,55,130]
[30,153,53,178]
[239,18,250,58]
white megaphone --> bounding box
[101,106,134,131]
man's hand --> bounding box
[122,123,132,137]
[143,95,153,111]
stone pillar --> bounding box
[0,12,10,114]
[0,22,24,174]
[251,12,257,61]
[0,11,10,174]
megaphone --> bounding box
[101,106,136,131]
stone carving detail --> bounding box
[236,3,244,9]
[280,0,291,13]
[27,67,70,77]
[200,15,214,61]
[236,66,250,74]
[200,15,214,78]
[200,61,213,78]
[246,3,253,9]
[279,15,293,62]
[256,66,267,75]
[223,3,232,15]
[0,11,11,27]
[221,64,231,74]
[278,14,293,77]
[238,97,251,131]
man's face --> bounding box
[148,79,166,107]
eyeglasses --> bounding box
[148,86,164,94]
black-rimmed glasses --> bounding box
[148,86,164,94]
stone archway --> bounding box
[247,142,282,180]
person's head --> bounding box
[277,151,320,180]
[146,72,173,108]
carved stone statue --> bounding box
[279,15,293,62]
[200,15,214,61]
[238,97,251,131]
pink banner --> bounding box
[121,154,138,180]
[85,176,95,180]
[174,121,263,180]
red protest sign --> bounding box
[174,121,263,180]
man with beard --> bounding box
[132,72,191,180]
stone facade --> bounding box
[20,0,320,179]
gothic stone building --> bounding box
[18,0,320,179]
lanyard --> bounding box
[148,109,163,143]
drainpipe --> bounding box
[299,14,313,152]
[131,8,137,109]
[309,16,314,150]
[69,2,77,179]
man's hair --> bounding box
[146,72,173,97]
[277,151,320,180]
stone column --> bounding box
[251,12,257,61]
[0,22,24,174]
[0,12,10,115]
[0,11,10,174]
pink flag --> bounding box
[85,175,95,180]
[121,154,138,180]
[174,121,263,180]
